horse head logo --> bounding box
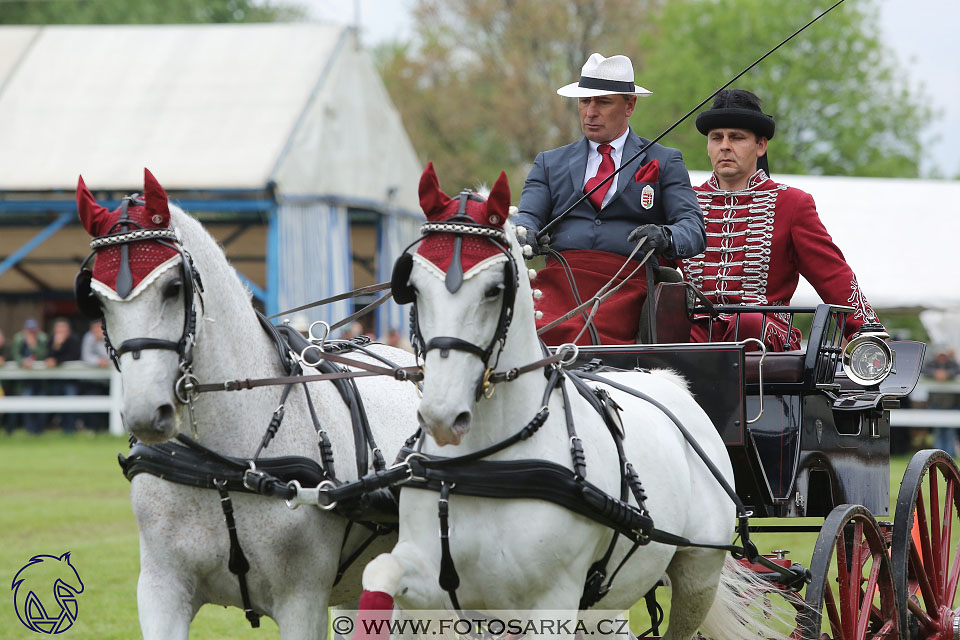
[11,552,84,634]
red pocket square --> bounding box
[634,159,660,183]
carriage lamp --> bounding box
[842,325,894,387]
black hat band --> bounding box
[577,76,636,93]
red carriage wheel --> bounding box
[799,504,899,640]
[892,449,960,639]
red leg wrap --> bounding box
[352,590,395,640]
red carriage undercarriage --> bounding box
[572,278,948,640]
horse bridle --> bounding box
[75,193,204,403]
[391,191,519,397]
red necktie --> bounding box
[584,143,615,210]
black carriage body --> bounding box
[575,301,925,519]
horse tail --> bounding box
[699,556,800,640]
[648,368,691,394]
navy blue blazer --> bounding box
[515,128,706,260]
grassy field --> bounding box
[0,431,919,638]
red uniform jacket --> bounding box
[680,170,879,349]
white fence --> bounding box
[0,362,123,435]
[0,366,958,436]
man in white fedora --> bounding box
[515,52,705,346]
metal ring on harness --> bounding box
[739,337,766,424]
[315,479,339,511]
[175,371,201,404]
[558,343,580,367]
[308,320,331,345]
[300,344,325,368]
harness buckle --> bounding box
[242,466,265,492]
[395,451,428,484]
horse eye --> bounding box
[484,283,504,299]
[163,279,183,299]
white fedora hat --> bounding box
[557,53,652,98]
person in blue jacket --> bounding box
[514,53,705,345]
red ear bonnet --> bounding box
[415,164,512,276]
[76,176,112,236]
[485,171,510,226]
[144,168,171,228]
[77,169,179,296]
[418,162,452,220]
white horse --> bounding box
[361,165,784,640]
[76,170,419,640]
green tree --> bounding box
[376,0,663,194]
[638,0,930,178]
[380,0,929,190]
[0,0,303,25]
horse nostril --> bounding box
[453,411,471,432]
[154,404,175,432]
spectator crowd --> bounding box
[0,316,110,434]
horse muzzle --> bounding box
[417,406,472,447]
[123,402,178,443]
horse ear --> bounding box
[143,168,170,227]
[485,171,510,227]
[76,176,111,236]
[59,552,71,562]
[418,162,451,220]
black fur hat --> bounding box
[695,89,775,140]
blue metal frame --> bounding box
[0,212,73,278]
[265,201,280,318]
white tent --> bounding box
[0,24,423,334]
[688,171,960,310]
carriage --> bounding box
[76,170,949,640]
[574,283,937,639]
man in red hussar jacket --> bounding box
[682,89,882,350]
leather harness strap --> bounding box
[213,479,261,628]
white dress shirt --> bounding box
[583,128,629,209]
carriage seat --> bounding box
[643,281,807,384]
[743,351,806,385]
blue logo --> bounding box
[11,552,84,634]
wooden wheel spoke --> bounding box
[916,490,937,585]
[824,584,844,640]
[910,540,943,613]
[871,619,895,640]
[837,524,859,639]
[941,477,956,598]
[931,467,944,594]
[858,555,882,632]
[907,595,938,632]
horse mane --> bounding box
[167,205,253,306]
